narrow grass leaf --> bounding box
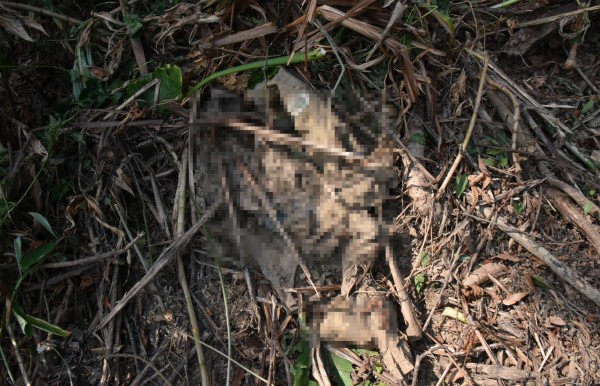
[12,303,70,337]
[14,236,22,274]
[29,212,58,239]
[12,303,32,336]
[20,242,56,273]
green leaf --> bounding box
[153,64,182,103]
[248,66,279,89]
[498,153,508,167]
[483,158,496,167]
[584,201,593,215]
[12,303,32,336]
[513,200,525,215]
[408,132,425,146]
[14,236,22,273]
[291,340,313,386]
[126,65,182,110]
[431,9,455,36]
[29,212,58,239]
[20,242,56,273]
[420,252,430,268]
[24,313,71,337]
[414,274,427,295]
[352,348,379,357]
[581,99,595,116]
[187,48,326,96]
[531,275,551,289]
[455,174,468,197]
[460,254,471,262]
[328,352,354,386]
[485,148,504,156]
[124,14,143,36]
[12,303,70,337]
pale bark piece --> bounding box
[382,341,414,377]
[546,187,600,257]
[483,207,600,308]
[465,363,541,381]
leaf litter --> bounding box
[0,1,600,385]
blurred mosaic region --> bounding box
[191,80,395,274]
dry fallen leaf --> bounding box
[494,252,520,262]
[548,315,566,326]
[502,291,530,306]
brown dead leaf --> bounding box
[494,252,520,262]
[0,15,34,41]
[471,183,480,205]
[586,314,600,322]
[462,284,484,299]
[88,66,111,80]
[548,316,566,326]
[484,287,503,304]
[64,195,87,234]
[27,134,49,159]
[446,368,466,383]
[103,296,112,309]
[502,291,529,306]
[80,275,98,290]
[478,156,491,176]
[450,70,467,109]
[21,16,47,36]
[114,167,134,195]
[85,196,105,220]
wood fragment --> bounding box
[545,187,600,257]
[465,363,541,381]
[462,263,508,287]
[386,243,422,341]
[483,207,600,308]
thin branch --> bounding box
[436,54,489,199]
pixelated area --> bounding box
[191,86,394,268]
[303,296,398,348]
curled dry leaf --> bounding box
[462,284,485,299]
[494,252,520,262]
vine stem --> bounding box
[186,48,327,96]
